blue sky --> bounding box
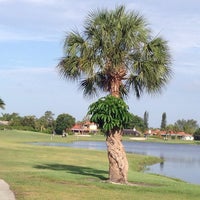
[0,0,200,128]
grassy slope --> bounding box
[0,130,200,200]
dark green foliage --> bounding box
[21,116,36,129]
[143,111,149,129]
[0,113,20,122]
[88,95,131,135]
[0,98,5,109]
[193,128,200,140]
[161,112,167,130]
[0,112,75,134]
[126,114,145,131]
[38,111,55,133]
[55,113,75,134]
[174,119,199,134]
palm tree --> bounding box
[0,98,5,109]
[57,5,172,184]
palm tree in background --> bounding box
[0,98,5,109]
[57,5,172,184]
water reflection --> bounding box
[159,155,164,171]
[129,142,200,185]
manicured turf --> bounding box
[0,130,200,200]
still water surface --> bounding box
[33,141,200,184]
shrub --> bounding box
[194,128,200,140]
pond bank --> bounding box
[30,140,200,185]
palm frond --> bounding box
[0,98,5,109]
[79,77,98,98]
[57,5,172,99]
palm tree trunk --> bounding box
[106,130,128,184]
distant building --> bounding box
[123,128,141,136]
[147,129,194,141]
[71,121,98,134]
[0,120,9,125]
[176,132,194,141]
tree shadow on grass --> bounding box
[34,163,108,180]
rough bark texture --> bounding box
[106,130,129,184]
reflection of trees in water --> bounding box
[163,157,200,167]
[157,154,200,171]
[127,151,147,155]
[160,155,164,171]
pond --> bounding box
[31,141,200,185]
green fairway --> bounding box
[0,130,200,200]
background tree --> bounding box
[21,115,37,130]
[126,113,145,132]
[193,128,200,140]
[57,5,172,183]
[38,111,55,133]
[2,113,22,126]
[0,113,17,121]
[166,124,177,132]
[0,98,5,109]
[174,119,199,134]
[55,113,75,134]
[160,112,167,130]
[81,114,91,123]
[143,111,149,130]
[5,113,38,131]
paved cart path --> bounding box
[0,179,16,200]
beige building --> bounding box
[71,121,98,134]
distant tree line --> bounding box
[0,111,75,134]
[140,111,199,135]
[166,119,199,134]
[158,112,199,135]
[0,110,199,136]
[0,110,145,133]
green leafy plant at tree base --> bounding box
[88,95,131,135]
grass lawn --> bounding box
[0,130,200,200]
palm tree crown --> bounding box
[57,5,172,98]
[0,98,5,109]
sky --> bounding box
[0,0,200,128]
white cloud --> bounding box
[167,16,200,53]
[1,0,199,51]
[0,0,11,2]
[21,0,60,4]
[0,26,58,41]
[0,0,85,41]
[0,0,65,4]
[177,64,200,74]
[129,1,200,54]
[0,66,60,101]
[0,66,55,76]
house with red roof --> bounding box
[176,132,194,140]
[71,121,98,134]
[146,129,194,140]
